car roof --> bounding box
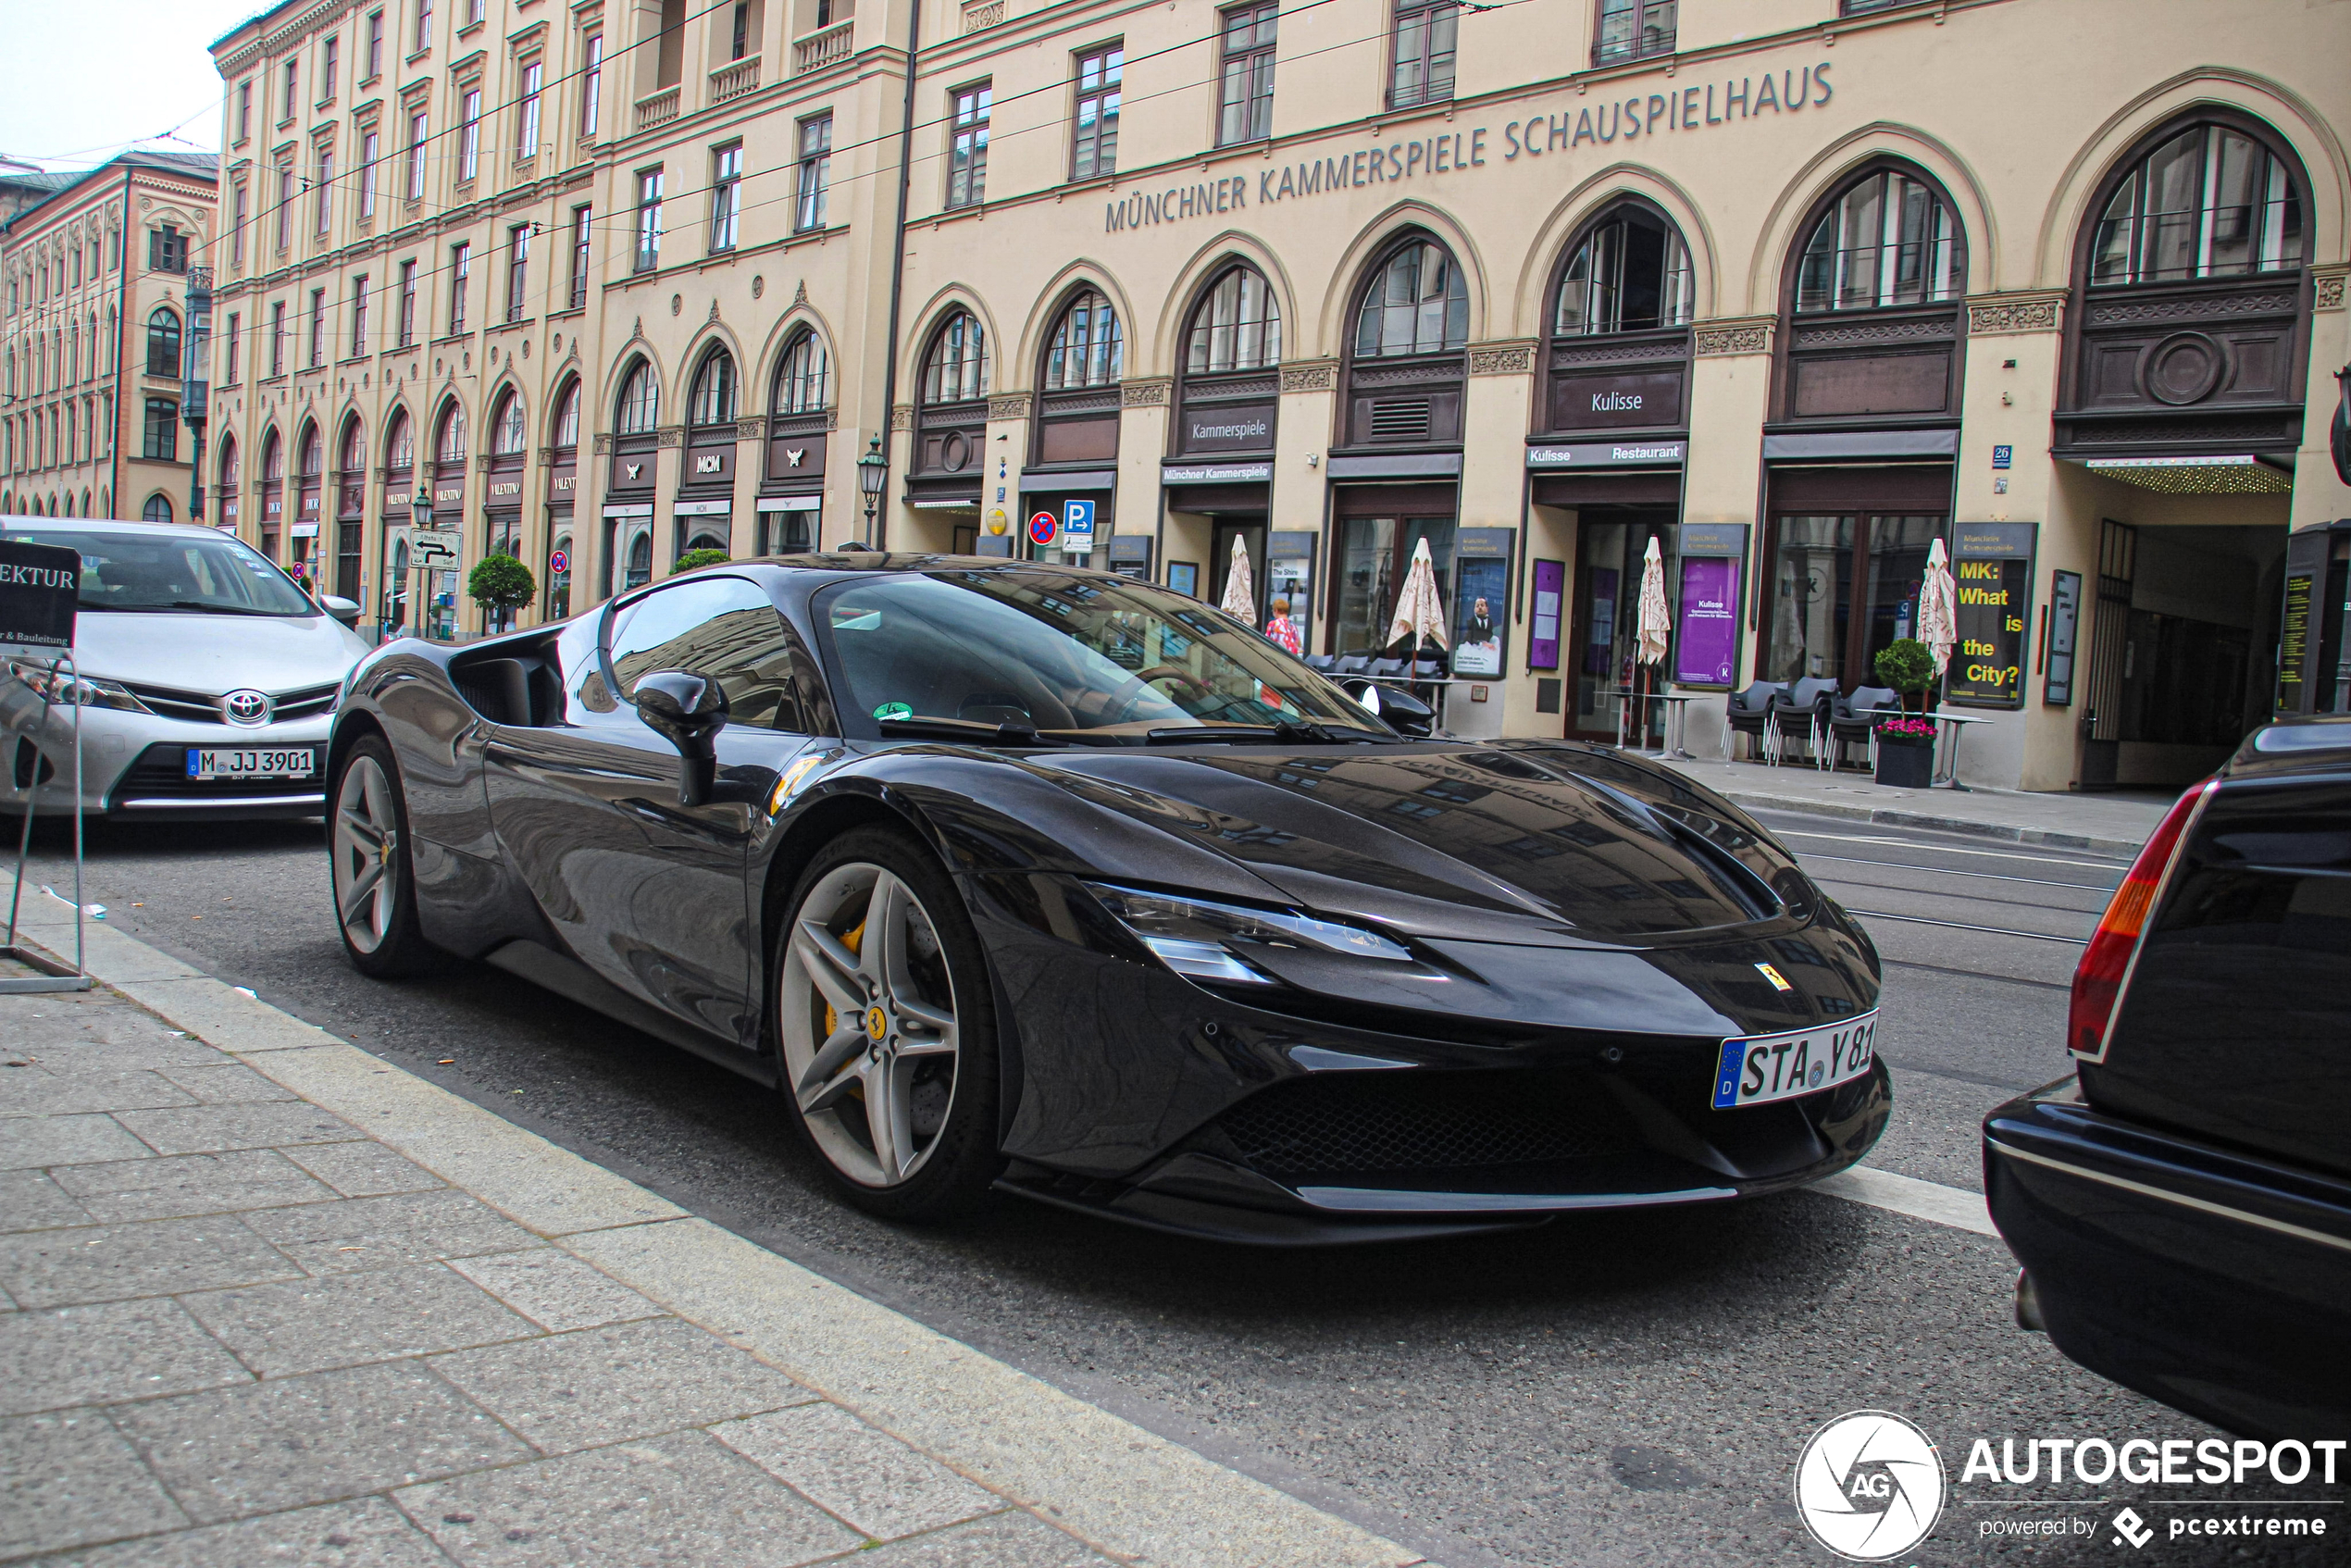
[0,516,232,542]
[2226,714,2351,779]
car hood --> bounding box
[68,610,369,695]
[1035,741,1810,947]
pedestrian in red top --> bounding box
[1264,595,1301,655]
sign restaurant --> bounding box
[1108,63,1836,232]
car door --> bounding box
[485,576,813,1049]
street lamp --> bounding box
[856,434,888,549]
[412,486,435,641]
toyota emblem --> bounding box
[222,690,274,726]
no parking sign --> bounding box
[548,548,570,575]
[1027,511,1059,546]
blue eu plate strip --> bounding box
[184,751,201,778]
[1712,1040,1747,1109]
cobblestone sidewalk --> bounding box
[0,932,1424,1568]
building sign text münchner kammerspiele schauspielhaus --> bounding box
[1108,65,1835,232]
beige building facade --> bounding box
[2,152,220,528]
[206,0,2350,790]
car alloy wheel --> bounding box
[332,753,402,953]
[779,860,963,1188]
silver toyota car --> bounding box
[1,516,371,820]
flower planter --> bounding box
[1873,734,1935,788]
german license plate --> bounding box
[185,747,315,781]
[1711,1014,1879,1109]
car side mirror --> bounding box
[319,594,361,627]
[634,669,728,806]
[1342,678,1436,740]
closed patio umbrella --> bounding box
[1919,537,1958,678]
[1386,536,1449,653]
[1218,535,1256,622]
[1631,535,1673,747]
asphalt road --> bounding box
[7,800,2339,1567]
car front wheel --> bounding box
[773,827,1001,1222]
[328,735,439,977]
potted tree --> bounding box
[466,554,536,636]
[671,548,730,575]
[1871,638,1938,787]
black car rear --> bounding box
[1984,715,2351,1439]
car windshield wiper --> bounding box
[1141,720,1376,745]
[876,716,1064,747]
[168,601,295,616]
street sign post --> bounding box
[1027,511,1059,547]
[1062,499,1095,539]
[0,538,93,994]
[409,528,463,565]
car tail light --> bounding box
[2067,778,2217,1063]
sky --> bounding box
[0,0,263,170]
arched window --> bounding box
[689,349,737,425]
[920,312,987,404]
[491,391,527,454]
[298,422,323,478]
[616,358,660,433]
[1554,205,1692,335]
[1352,240,1467,358]
[339,416,365,476]
[261,429,284,482]
[1185,266,1281,374]
[218,434,239,492]
[1040,291,1122,390]
[142,492,172,522]
[385,408,414,471]
[551,379,580,449]
[145,306,181,376]
[2091,121,2302,285]
[773,332,829,414]
[1794,169,1963,314]
[435,402,466,464]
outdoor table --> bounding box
[1611,688,1701,759]
[1857,709,1995,790]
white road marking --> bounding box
[1771,828,2128,871]
[1812,1165,1999,1237]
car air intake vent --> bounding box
[1367,398,1432,441]
[1214,1068,1640,1178]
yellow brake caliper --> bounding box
[821,920,868,1101]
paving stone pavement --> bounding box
[0,969,1108,1568]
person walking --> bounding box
[1264,595,1302,655]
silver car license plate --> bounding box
[185,747,315,781]
[1711,1014,1878,1109]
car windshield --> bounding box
[9,529,317,616]
[817,568,1393,742]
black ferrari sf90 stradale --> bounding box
[326,554,1887,1242]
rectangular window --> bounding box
[315,147,335,238]
[1388,0,1456,109]
[307,287,326,367]
[269,302,287,377]
[282,59,299,120]
[709,143,741,252]
[635,168,663,272]
[322,35,340,100]
[365,10,383,77]
[505,223,530,320]
[730,1,750,59]
[396,258,417,345]
[230,185,249,265]
[405,111,428,200]
[465,0,483,25]
[414,0,432,53]
[358,131,379,217]
[794,115,831,231]
[1592,0,1673,66]
[1070,47,1122,181]
[516,61,542,157]
[947,83,990,209]
[224,313,241,383]
[458,89,482,181]
[350,275,369,356]
[149,225,191,272]
[143,397,178,461]
[579,32,603,140]
[237,80,252,142]
[449,242,470,334]
[275,166,294,251]
[1217,4,1276,146]
[568,203,591,308]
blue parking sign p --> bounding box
[1063,498,1095,536]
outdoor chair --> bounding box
[1767,678,1838,768]
[1829,685,1899,771]
[1721,681,1785,764]
[1330,653,1373,677]
[1301,653,1337,673]
[1366,656,1408,681]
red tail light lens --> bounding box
[2067,778,2217,1062]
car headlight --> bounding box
[1086,882,1412,985]
[6,658,152,715]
